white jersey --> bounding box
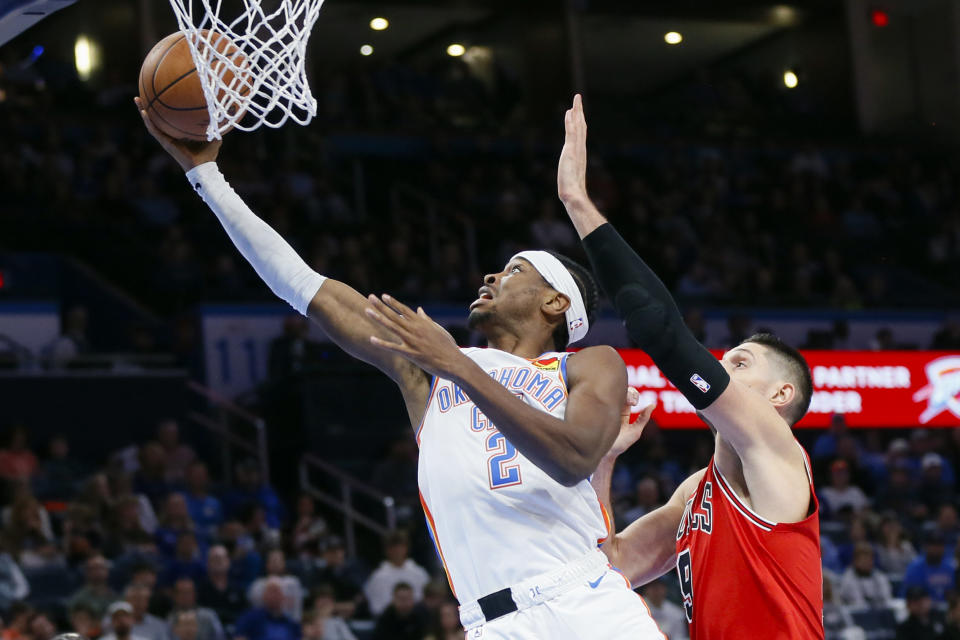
[417,347,610,604]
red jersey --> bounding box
[675,447,823,639]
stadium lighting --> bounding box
[664,32,683,45]
[783,70,799,89]
[447,43,466,57]
[871,10,889,27]
[360,44,374,56]
[370,17,389,31]
[74,35,98,80]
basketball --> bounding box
[138,31,249,141]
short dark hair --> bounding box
[393,582,413,595]
[545,252,600,352]
[740,333,813,426]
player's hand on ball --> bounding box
[605,387,655,459]
[365,294,467,378]
[134,97,222,172]
[557,93,589,206]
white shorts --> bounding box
[462,558,666,639]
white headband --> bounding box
[512,250,589,345]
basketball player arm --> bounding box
[605,470,706,586]
[135,103,430,416]
[365,298,626,486]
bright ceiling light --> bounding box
[664,32,683,45]
[783,70,799,89]
[370,17,389,31]
[447,43,466,57]
[74,35,99,80]
[360,44,374,56]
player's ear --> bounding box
[769,381,795,410]
[542,290,571,321]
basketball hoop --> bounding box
[166,0,326,140]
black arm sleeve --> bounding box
[582,223,729,410]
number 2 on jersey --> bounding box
[486,431,522,489]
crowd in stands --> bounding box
[0,420,465,640]
[5,410,960,638]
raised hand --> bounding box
[558,94,589,207]
[365,294,465,379]
[605,387,656,459]
[134,96,222,172]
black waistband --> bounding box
[477,587,518,623]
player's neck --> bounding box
[485,330,556,360]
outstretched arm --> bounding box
[557,94,808,523]
[136,100,431,421]
[604,470,705,586]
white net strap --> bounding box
[166,0,325,140]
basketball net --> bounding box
[166,0,325,140]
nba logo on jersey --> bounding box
[531,356,561,371]
[569,317,585,331]
[690,373,711,393]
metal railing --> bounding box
[186,380,269,485]
[299,453,397,558]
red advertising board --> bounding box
[620,350,960,428]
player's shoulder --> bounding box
[566,345,626,386]
[568,344,624,368]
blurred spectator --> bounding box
[248,549,305,622]
[122,584,167,640]
[837,542,893,609]
[43,305,91,368]
[944,598,960,640]
[0,541,29,612]
[822,575,857,638]
[640,578,688,640]
[876,516,917,578]
[931,320,960,349]
[169,577,225,640]
[1,602,34,640]
[129,563,173,619]
[26,611,58,640]
[197,545,246,626]
[101,601,147,640]
[170,609,201,640]
[133,442,172,510]
[2,485,59,569]
[918,454,955,514]
[813,415,850,461]
[876,459,919,518]
[69,602,102,639]
[183,462,224,542]
[901,533,955,603]
[161,531,207,589]
[222,460,285,530]
[157,420,196,485]
[363,531,430,617]
[314,537,366,620]
[896,587,945,639]
[234,578,301,640]
[371,583,427,640]
[68,554,118,618]
[820,459,870,517]
[155,494,195,559]
[217,521,263,591]
[268,316,324,381]
[622,477,662,524]
[928,505,960,551]
[423,600,463,640]
[303,585,356,640]
[0,425,38,482]
[290,495,327,556]
[33,434,85,500]
[104,495,155,558]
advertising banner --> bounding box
[621,350,960,428]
